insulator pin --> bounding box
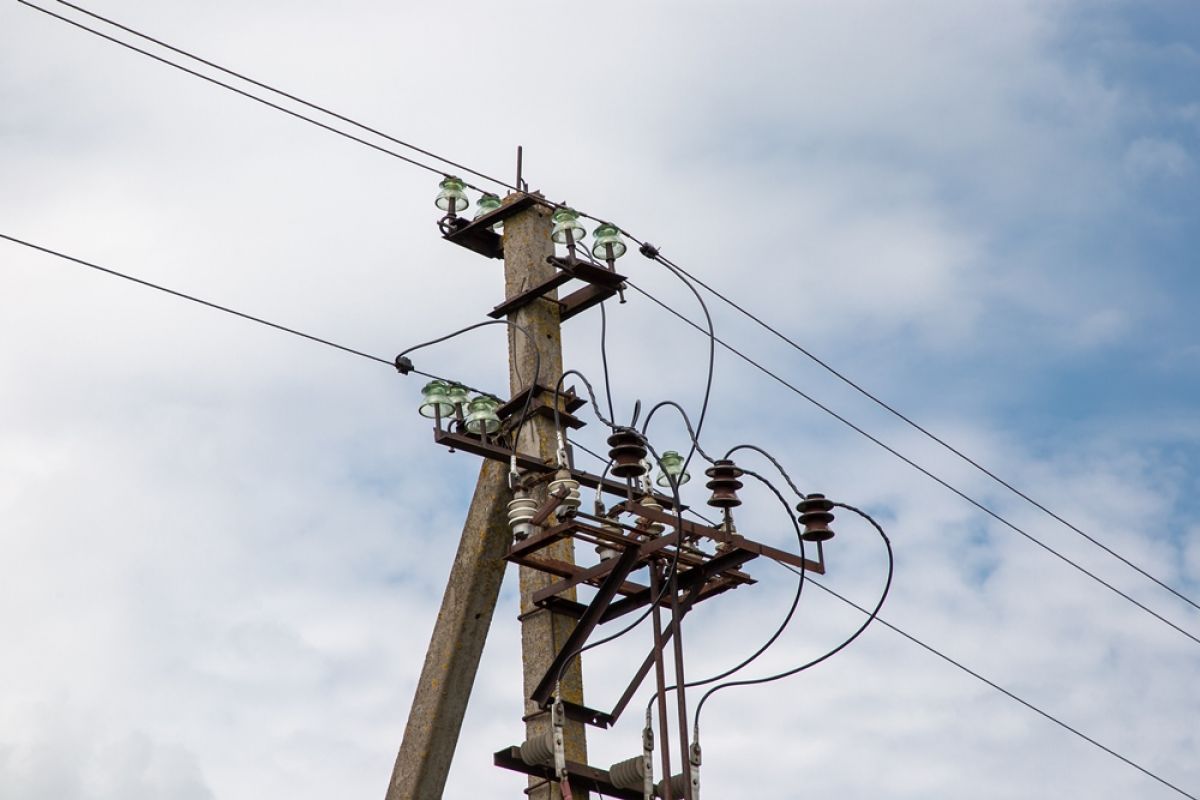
[548,468,582,518]
[596,517,623,561]
[508,490,538,540]
[607,430,648,478]
[797,493,835,541]
[704,459,744,509]
[518,731,556,767]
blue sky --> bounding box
[1,1,1198,798]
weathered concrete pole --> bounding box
[385,457,512,800]
[386,194,587,799]
[502,196,589,800]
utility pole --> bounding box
[502,198,589,800]
[386,195,587,800]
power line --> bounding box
[44,0,519,194]
[624,278,1200,649]
[798,571,1197,800]
[10,156,1193,800]
[24,0,1199,679]
[644,248,1200,615]
[16,1,495,194]
[2,232,395,367]
[29,0,1200,626]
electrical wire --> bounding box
[2,233,394,367]
[693,501,893,730]
[20,9,1197,792]
[17,1,496,195]
[648,249,1200,616]
[48,0,520,194]
[795,571,1198,800]
[645,461,809,717]
[598,302,617,424]
[626,279,1200,649]
[32,0,1200,626]
[396,318,543,457]
[641,255,716,480]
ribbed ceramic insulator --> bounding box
[797,492,836,541]
[635,496,665,535]
[655,773,687,798]
[518,731,556,767]
[507,493,539,540]
[705,459,745,509]
[607,430,648,478]
[608,756,645,791]
[548,469,581,518]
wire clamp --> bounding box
[394,355,414,374]
[638,242,660,259]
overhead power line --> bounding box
[800,573,1197,800]
[45,0,519,194]
[22,0,1198,658]
[16,1,496,194]
[1,233,392,367]
[624,278,1200,650]
[649,250,1200,615]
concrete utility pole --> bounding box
[386,196,587,800]
[502,198,589,800]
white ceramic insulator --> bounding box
[519,731,556,767]
[508,494,539,540]
[548,472,581,517]
[608,756,645,791]
[596,520,623,561]
[636,496,666,535]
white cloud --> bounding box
[2,1,1197,799]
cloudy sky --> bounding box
[2,0,1198,798]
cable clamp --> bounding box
[394,355,413,374]
[642,725,656,800]
[638,242,660,259]
[551,695,571,796]
[689,741,702,799]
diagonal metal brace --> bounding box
[530,544,642,707]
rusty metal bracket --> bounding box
[432,428,680,508]
[442,193,540,259]
[488,255,628,321]
[494,747,641,800]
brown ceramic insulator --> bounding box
[797,493,836,541]
[607,430,648,478]
[704,459,744,508]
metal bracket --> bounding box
[488,255,628,321]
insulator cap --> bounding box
[797,493,835,541]
[705,459,744,508]
[607,430,648,478]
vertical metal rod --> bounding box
[649,563,675,800]
[668,559,694,800]
[517,145,525,191]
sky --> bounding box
[1,0,1198,798]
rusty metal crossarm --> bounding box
[599,545,760,625]
[493,747,641,800]
[622,501,826,574]
[433,428,680,508]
